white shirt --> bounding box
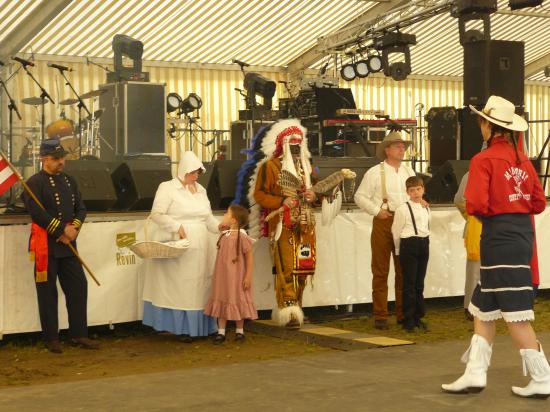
[354,161,416,216]
[391,201,431,255]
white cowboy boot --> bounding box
[442,334,492,394]
[511,343,550,399]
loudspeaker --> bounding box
[463,40,525,107]
[458,107,484,161]
[202,160,243,210]
[99,82,166,160]
[426,107,458,168]
[425,160,470,203]
[312,156,380,197]
[230,121,274,160]
[64,160,118,211]
[111,156,172,210]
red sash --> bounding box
[29,223,48,282]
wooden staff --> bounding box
[0,150,101,286]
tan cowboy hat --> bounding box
[469,95,527,132]
[376,130,412,160]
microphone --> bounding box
[277,80,287,84]
[0,60,4,66]
[48,63,72,72]
[234,87,244,92]
[12,56,34,67]
[232,59,250,67]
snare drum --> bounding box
[46,118,74,139]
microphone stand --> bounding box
[235,61,254,157]
[56,68,91,158]
[20,63,54,140]
[0,77,23,205]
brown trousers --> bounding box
[273,229,307,307]
[371,216,403,321]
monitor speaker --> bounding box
[202,160,243,210]
[425,160,470,203]
[64,160,118,211]
[111,156,172,210]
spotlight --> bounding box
[545,66,550,78]
[509,0,543,10]
[354,60,370,78]
[453,0,497,15]
[374,32,416,82]
[112,34,144,73]
[180,93,202,114]
[166,92,182,113]
[243,72,276,109]
[341,63,357,81]
[367,53,383,73]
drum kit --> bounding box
[15,88,106,171]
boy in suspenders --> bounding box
[392,176,431,332]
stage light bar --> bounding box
[181,93,202,114]
[354,60,370,78]
[167,92,182,113]
[367,54,383,73]
[340,63,356,81]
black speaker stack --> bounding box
[425,160,470,204]
[65,156,171,212]
[460,39,525,161]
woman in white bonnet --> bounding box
[142,151,219,341]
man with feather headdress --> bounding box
[235,119,316,329]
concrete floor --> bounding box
[1,332,549,412]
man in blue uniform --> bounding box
[22,139,99,353]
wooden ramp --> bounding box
[247,320,414,351]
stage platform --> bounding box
[1,205,549,337]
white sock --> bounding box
[218,328,226,336]
[236,328,244,335]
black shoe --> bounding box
[70,337,99,350]
[180,335,194,343]
[374,319,389,330]
[213,334,226,345]
[46,340,63,354]
[402,321,416,332]
[464,309,474,321]
[234,333,245,342]
[416,320,429,332]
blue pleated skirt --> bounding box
[142,301,218,337]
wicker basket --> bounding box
[129,216,190,259]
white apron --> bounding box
[142,179,219,310]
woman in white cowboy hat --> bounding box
[442,95,548,398]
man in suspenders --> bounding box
[354,131,415,330]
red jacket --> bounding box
[465,136,546,217]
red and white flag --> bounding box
[0,154,19,196]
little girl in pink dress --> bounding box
[204,204,257,343]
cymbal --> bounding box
[80,89,106,99]
[86,109,103,121]
[22,97,46,105]
[60,98,79,105]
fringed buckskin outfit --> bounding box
[251,120,315,328]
